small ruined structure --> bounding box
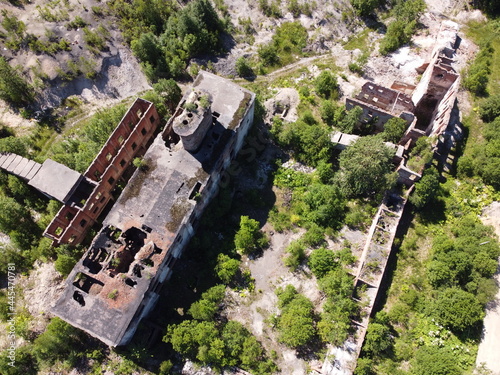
[52,72,255,347]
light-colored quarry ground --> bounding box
[0,0,150,132]
[477,202,500,375]
[224,225,366,374]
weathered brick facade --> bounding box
[44,98,160,245]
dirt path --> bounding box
[476,202,500,375]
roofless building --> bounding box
[51,72,255,346]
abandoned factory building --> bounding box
[51,72,256,346]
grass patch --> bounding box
[343,27,373,52]
[466,20,500,95]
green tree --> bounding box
[188,285,225,321]
[315,71,339,99]
[429,287,485,332]
[235,56,254,78]
[379,19,414,55]
[258,44,279,66]
[316,160,334,184]
[276,286,316,347]
[351,0,379,16]
[284,240,306,270]
[55,254,78,276]
[320,100,337,126]
[379,0,425,55]
[479,94,500,122]
[304,183,346,228]
[0,344,38,375]
[336,135,395,197]
[309,248,339,278]
[234,216,267,255]
[131,32,163,65]
[221,320,249,366]
[319,268,354,299]
[410,167,441,209]
[338,106,363,133]
[153,79,181,108]
[0,195,31,234]
[215,254,240,284]
[159,360,173,375]
[165,320,219,360]
[354,357,374,375]
[0,57,33,105]
[33,317,82,365]
[382,117,407,143]
[364,322,392,355]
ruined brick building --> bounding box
[341,21,461,187]
[346,21,460,147]
[50,72,255,346]
[0,98,161,246]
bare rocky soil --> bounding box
[0,0,150,130]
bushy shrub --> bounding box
[351,0,379,16]
[234,216,268,255]
[236,56,254,78]
[284,240,306,270]
[0,57,33,105]
[382,117,407,143]
[315,71,339,99]
[275,285,316,347]
[463,43,493,96]
[308,247,339,278]
[479,94,500,122]
[336,135,395,198]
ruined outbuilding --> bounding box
[44,98,160,245]
[52,72,255,347]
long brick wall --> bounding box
[44,98,160,246]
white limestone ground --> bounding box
[476,202,500,375]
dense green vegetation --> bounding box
[274,285,316,347]
[0,168,62,272]
[234,215,268,255]
[0,317,106,374]
[458,20,500,189]
[379,0,426,55]
[351,0,380,17]
[381,117,408,143]
[165,317,276,373]
[110,0,224,81]
[360,180,500,374]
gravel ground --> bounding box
[476,202,500,375]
